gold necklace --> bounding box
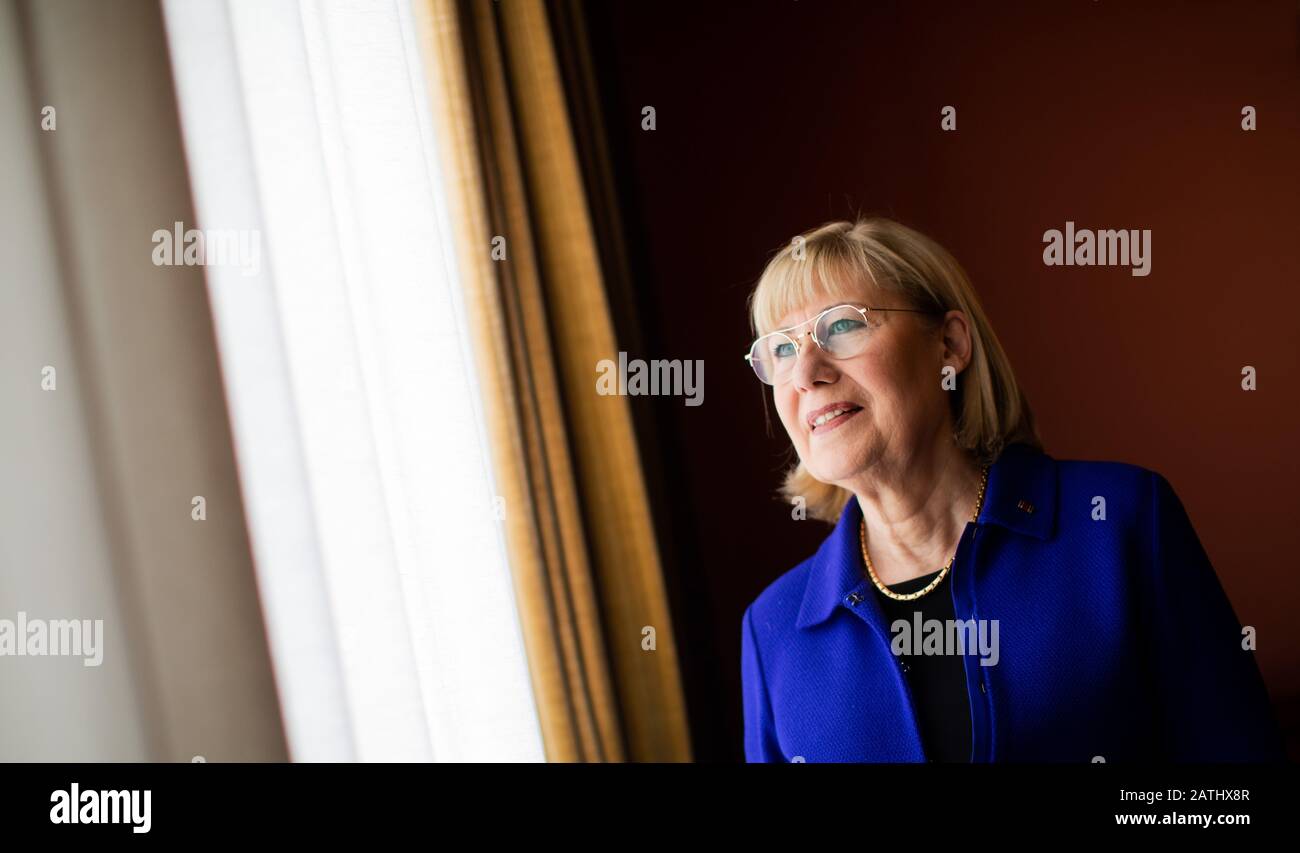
[860,464,989,602]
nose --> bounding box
[790,331,837,391]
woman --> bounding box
[739,217,1284,762]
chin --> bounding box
[803,459,850,485]
[806,441,876,484]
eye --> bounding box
[772,340,796,359]
[825,317,866,336]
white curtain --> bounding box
[162,0,544,762]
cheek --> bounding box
[856,353,933,421]
[881,355,945,422]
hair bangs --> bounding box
[749,233,881,336]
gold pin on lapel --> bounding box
[1016,499,1035,514]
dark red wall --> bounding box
[579,0,1300,761]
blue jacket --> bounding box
[741,442,1285,762]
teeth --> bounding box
[812,408,851,428]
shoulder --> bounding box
[741,496,857,645]
[743,553,816,641]
[1047,449,1176,511]
[1029,446,1190,549]
[1053,452,1157,493]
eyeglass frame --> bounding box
[742,303,944,385]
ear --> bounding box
[939,310,973,374]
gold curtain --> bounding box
[411,0,691,762]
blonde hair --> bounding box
[748,216,1042,523]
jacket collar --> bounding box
[794,442,1057,631]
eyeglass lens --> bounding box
[748,305,875,385]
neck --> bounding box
[848,434,982,586]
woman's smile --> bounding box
[806,402,864,435]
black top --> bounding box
[873,569,973,763]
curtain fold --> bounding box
[411,0,691,762]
